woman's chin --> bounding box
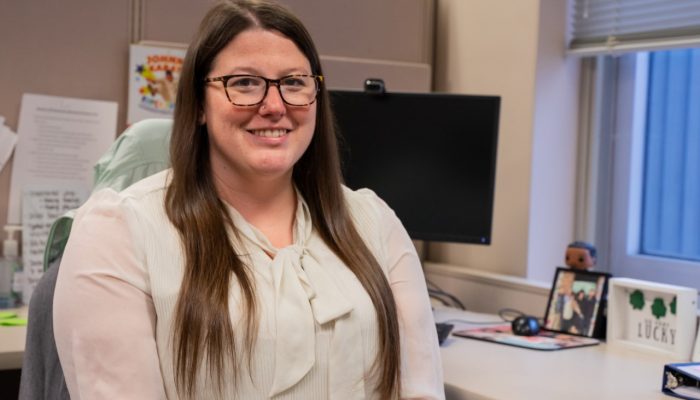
[250,162,295,179]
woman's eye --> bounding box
[230,77,262,88]
[283,78,306,87]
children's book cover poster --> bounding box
[127,43,186,125]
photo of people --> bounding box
[544,267,609,337]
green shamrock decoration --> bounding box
[670,296,677,315]
[629,290,645,310]
[651,298,667,319]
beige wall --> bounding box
[0,1,133,242]
[430,0,580,283]
[0,0,433,253]
[1,0,580,286]
[431,0,540,277]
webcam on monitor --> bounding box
[363,78,386,95]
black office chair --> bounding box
[18,119,172,399]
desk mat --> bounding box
[453,324,600,351]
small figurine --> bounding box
[565,241,597,270]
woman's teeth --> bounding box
[252,129,288,138]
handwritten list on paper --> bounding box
[7,93,118,224]
[21,188,88,304]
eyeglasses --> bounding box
[204,74,324,107]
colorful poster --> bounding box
[127,42,187,125]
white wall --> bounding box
[429,0,580,285]
[527,0,581,282]
[424,262,550,316]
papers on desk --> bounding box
[664,363,700,399]
[454,324,600,351]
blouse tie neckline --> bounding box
[226,193,366,399]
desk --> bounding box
[0,306,27,371]
[0,306,674,398]
[435,307,670,400]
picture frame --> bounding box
[692,324,700,362]
[607,278,697,361]
[543,267,610,339]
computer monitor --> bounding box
[330,90,500,244]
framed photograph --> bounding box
[543,267,610,338]
[608,278,697,361]
[692,328,700,362]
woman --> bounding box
[53,1,443,399]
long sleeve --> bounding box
[53,190,167,399]
[379,201,445,400]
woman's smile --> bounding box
[248,128,290,138]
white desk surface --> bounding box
[435,307,671,400]
[0,306,27,371]
[0,305,675,399]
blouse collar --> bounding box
[225,190,366,398]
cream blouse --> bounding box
[53,170,444,399]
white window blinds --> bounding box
[569,0,700,56]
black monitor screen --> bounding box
[330,90,500,244]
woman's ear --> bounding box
[199,109,206,125]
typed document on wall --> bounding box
[7,93,118,224]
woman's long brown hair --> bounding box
[165,1,400,398]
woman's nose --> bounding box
[259,85,286,116]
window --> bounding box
[641,49,700,261]
[569,0,700,288]
[605,48,700,288]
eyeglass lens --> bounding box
[225,75,318,106]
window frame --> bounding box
[608,51,700,288]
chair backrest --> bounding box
[19,118,173,400]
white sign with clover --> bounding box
[607,278,697,361]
